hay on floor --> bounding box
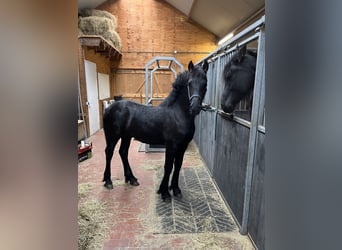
[78,183,111,250]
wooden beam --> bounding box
[78,35,122,61]
[187,0,196,20]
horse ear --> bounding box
[237,45,247,63]
[188,61,194,72]
[202,60,209,73]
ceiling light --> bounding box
[218,32,234,46]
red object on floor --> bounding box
[78,142,92,154]
[78,142,92,162]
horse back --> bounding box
[103,100,194,145]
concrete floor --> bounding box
[78,129,255,249]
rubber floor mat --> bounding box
[154,167,236,234]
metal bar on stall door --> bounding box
[213,56,221,141]
[240,28,265,235]
[198,15,265,64]
[150,68,156,104]
[145,66,149,105]
[258,58,266,128]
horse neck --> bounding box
[160,74,192,116]
[173,86,192,114]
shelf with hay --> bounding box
[78,8,122,62]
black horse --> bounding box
[221,45,257,114]
[103,61,209,200]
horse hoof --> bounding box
[104,183,113,189]
[172,188,182,197]
[161,192,171,201]
[125,177,139,186]
[173,191,182,197]
[130,180,140,186]
[169,186,182,197]
[157,189,171,200]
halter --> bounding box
[187,81,201,103]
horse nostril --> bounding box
[190,104,201,115]
[222,103,234,113]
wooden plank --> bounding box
[152,74,162,94]
[79,37,101,47]
[135,78,146,93]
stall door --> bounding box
[84,60,100,135]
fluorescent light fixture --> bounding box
[218,32,234,45]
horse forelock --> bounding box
[229,49,257,65]
[193,64,207,78]
[225,49,256,73]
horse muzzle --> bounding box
[190,95,202,115]
[221,102,235,114]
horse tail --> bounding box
[103,104,120,144]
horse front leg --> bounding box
[119,137,139,186]
[170,143,188,197]
[158,146,175,200]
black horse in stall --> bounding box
[103,61,209,200]
[221,45,257,114]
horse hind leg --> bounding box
[103,137,119,189]
[119,137,139,186]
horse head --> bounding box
[221,45,256,114]
[187,60,209,115]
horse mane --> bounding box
[159,71,189,107]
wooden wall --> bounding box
[78,45,112,136]
[97,0,218,103]
[79,0,218,136]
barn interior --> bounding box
[78,0,265,249]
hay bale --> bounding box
[78,16,122,51]
[78,28,84,36]
[78,16,115,35]
[103,30,122,51]
[79,8,117,29]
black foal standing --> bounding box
[102,60,208,200]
